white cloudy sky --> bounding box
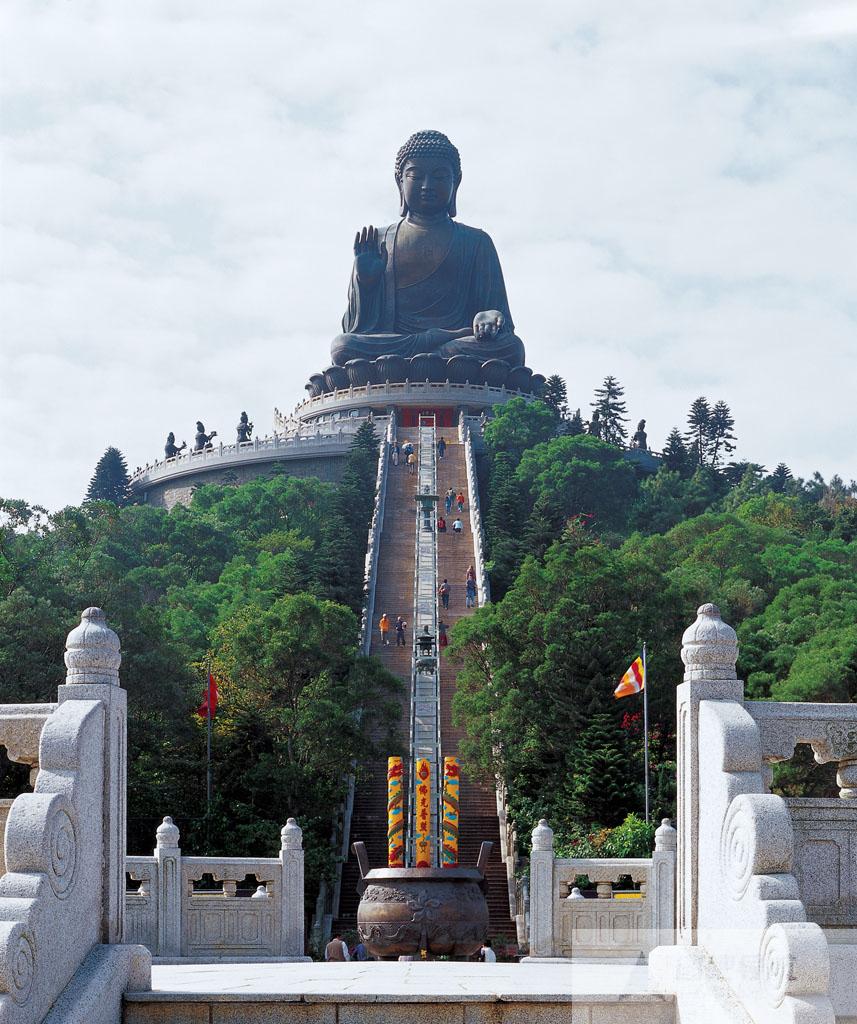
[2,0,856,510]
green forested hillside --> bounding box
[451,391,857,852]
[0,423,401,897]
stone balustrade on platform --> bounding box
[126,817,306,961]
[527,817,676,961]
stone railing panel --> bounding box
[0,705,55,776]
[125,817,305,960]
[787,798,857,927]
[526,818,676,961]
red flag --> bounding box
[196,673,219,719]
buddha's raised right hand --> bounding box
[353,225,387,286]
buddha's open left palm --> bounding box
[353,225,387,285]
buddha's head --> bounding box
[167,431,175,444]
[395,130,462,218]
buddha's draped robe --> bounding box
[331,220,525,367]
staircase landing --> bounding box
[125,961,675,1022]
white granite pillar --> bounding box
[154,816,182,957]
[651,817,677,947]
[58,607,127,944]
[529,819,554,957]
[676,603,742,945]
[280,817,304,956]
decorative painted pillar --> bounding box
[414,758,432,868]
[387,757,404,867]
[58,607,127,944]
[529,819,554,957]
[651,818,677,947]
[154,816,182,957]
[676,603,741,945]
[442,756,460,867]
[280,817,304,956]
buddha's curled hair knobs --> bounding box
[395,130,462,183]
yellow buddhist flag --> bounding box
[614,656,645,699]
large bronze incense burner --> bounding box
[353,840,492,958]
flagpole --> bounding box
[642,642,650,824]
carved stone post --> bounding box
[154,816,182,957]
[651,818,677,947]
[676,603,742,945]
[58,607,127,944]
[280,818,304,956]
[529,819,554,957]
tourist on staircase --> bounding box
[395,615,408,647]
[379,612,390,646]
[466,576,477,608]
[437,436,446,459]
[439,579,451,609]
[445,488,454,515]
[452,517,463,536]
[456,489,465,512]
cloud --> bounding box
[1,0,856,509]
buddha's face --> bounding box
[400,156,456,217]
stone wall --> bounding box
[138,454,347,510]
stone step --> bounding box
[124,962,676,1024]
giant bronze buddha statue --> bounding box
[330,130,526,369]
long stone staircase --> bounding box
[334,430,513,940]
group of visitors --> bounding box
[378,613,408,648]
[439,486,465,536]
[391,440,418,475]
[438,565,479,612]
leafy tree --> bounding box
[483,398,556,465]
[661,429,689,475]
[515,435,638,534]
[86,447,132,506]
[591,376,629,446]
[542,375,569,421]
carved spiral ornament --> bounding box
[48,807,77,898]
[0,925,35,1006]
[720,799,755,899]
[760,927,789,1007]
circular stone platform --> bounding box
[132,380,536,509]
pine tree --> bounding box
[85,447,131,506]
[591,376,629,446]
[567,713,634,827]
[708,400,737,468]
[522,492,564,561]
[350,419,380,456]
[566,408,585,437]
[661,428,688,475]
[542,375,569,421]
[768,463,793,494]
[684,397,712,466]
